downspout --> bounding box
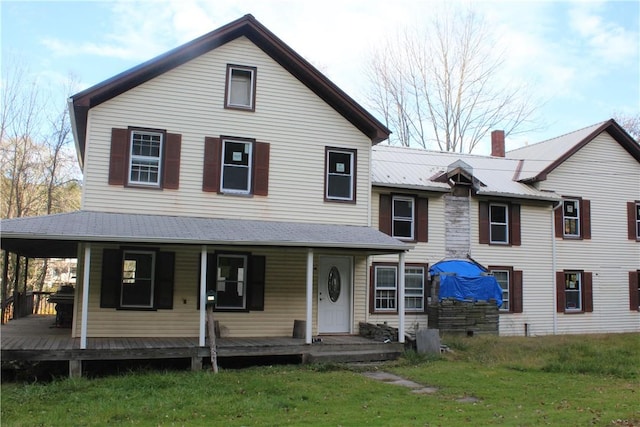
[551,201,562,335]
[199,246,207,347]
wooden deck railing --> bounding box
[1,291,56,324]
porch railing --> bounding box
[1,291,55,324]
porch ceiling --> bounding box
[1,210,411,258]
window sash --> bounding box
[404,267,424,311]
[216,254,248,309]
[120,251,155,308]
[374,265,425,312]
[227,67,254,109]
[129,131,162,186]
[635,203,640,239]
[489,204,509,243]
[564,272,582,311]
[221,139,252,193]
[326,150,354,200]
[492,270,510,311]
[563,200,580,236]
[392,196,415,240]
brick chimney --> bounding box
[491,130,505,157]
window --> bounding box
[392,196,414,240]
[379,194,428,242]
[628,202,640,240]
[492,270,510,311]
[221,139,252,194]
[371,263,427,313]
[121,251,155,308]
[555,198,591,239]
[108,128,182,190]
[325,148,356,201]
[556,270,593,313]
[489,203,509,243]
[225,65,256,110]
[478,201,520,246]
[100,249,175,310]
[215,254,248,309]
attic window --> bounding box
[225,65,256,111]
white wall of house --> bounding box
[535,132,640,334]
[81,36,372,227]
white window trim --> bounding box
[492,269,510,312]
[220,139,253,194]
[563,199,581,237]
[226,65,255,109]
[326,149,354,201]
[635,202,640,239]
[216,254,248,310]
[392,196,415,240]
[128,130,163,187]
[489,203,509,244]
[120,250,156,309]
[564,271,582,311]
[374,265,397,312]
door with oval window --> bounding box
[318,256,352,334]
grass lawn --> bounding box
[1,333,638,426]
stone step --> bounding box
[306,349,402,364]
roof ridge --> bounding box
[507,120,609,154]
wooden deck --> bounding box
[1,315,404,375]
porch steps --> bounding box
[306,348,403,364]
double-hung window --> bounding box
[121,250,155,308]
[392,196,415,240]
[404,267,425,311]
[492,270,510,311]
[225,65,256,110]
[221,139,252,194]
[374,265,397,311]
[372,263,427,313]
[564,271,582,311]
[325,148,356,202]
[563,199,580,237]
[489,203,509,244]
[215,254,248,309]
[129,130,163,187]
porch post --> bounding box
[305,248,313,344]
[1,251,9,324]
[80,244,91,349]
[199,245,207,347]
[398,252,406,343]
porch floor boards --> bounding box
[1,315,404,364]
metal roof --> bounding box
[0,211,410,258]
[372,145,560,201]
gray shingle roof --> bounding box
[1,211,410,255]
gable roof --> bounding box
[507,119,640,182]
[0,211,410,258]
[69,14,390,168]
[372,144,559,201]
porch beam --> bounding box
[80,244,91,349]
[305,248,313,344]
[398,252,406,343]
[199,245,207,347]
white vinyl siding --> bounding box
[81,37,371,227]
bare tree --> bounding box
[366,6,542,153]
[612,112,640,142]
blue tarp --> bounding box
[429,260,503,307]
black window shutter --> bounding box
[583,272,593,312]
[203,137,221,192]
[479,201,490,244]
[555,202,564,238]
[253,141,270,196]
[511,270,523,313]
[556,271,565,313]
[108,128,128,186]
[629,271,639,311]
[581,199,591,240]
[163,133,181,190]
[510,204,521,246]
[379,194,391,235]
[247,255,266,311]
[154,251,175,309]
[416,198,429,242]
[100,248,122,308]
[196,253,217,310]
[628,202,638,240]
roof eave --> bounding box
[372,182,451,193]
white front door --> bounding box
[318,256,352,334]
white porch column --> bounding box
[80,244,91,349]
[305,248,314,344]
[398,251,406,343]
[199,245,208,347]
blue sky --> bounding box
[2,0,638,153]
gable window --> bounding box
[628,202,640,241]
[100,249,175,310]
[221,139,252,194]
[556,270,593,313]
[392,196,414,240]
[225,65,256,110]
[109,128,181,190]
[325,147,356,202]
[379,194,428,242]
[371,263,427,313]
[489,203,509,243]
[555,197,591,239]
[479,201,520,246]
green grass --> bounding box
[2,333,638,426]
